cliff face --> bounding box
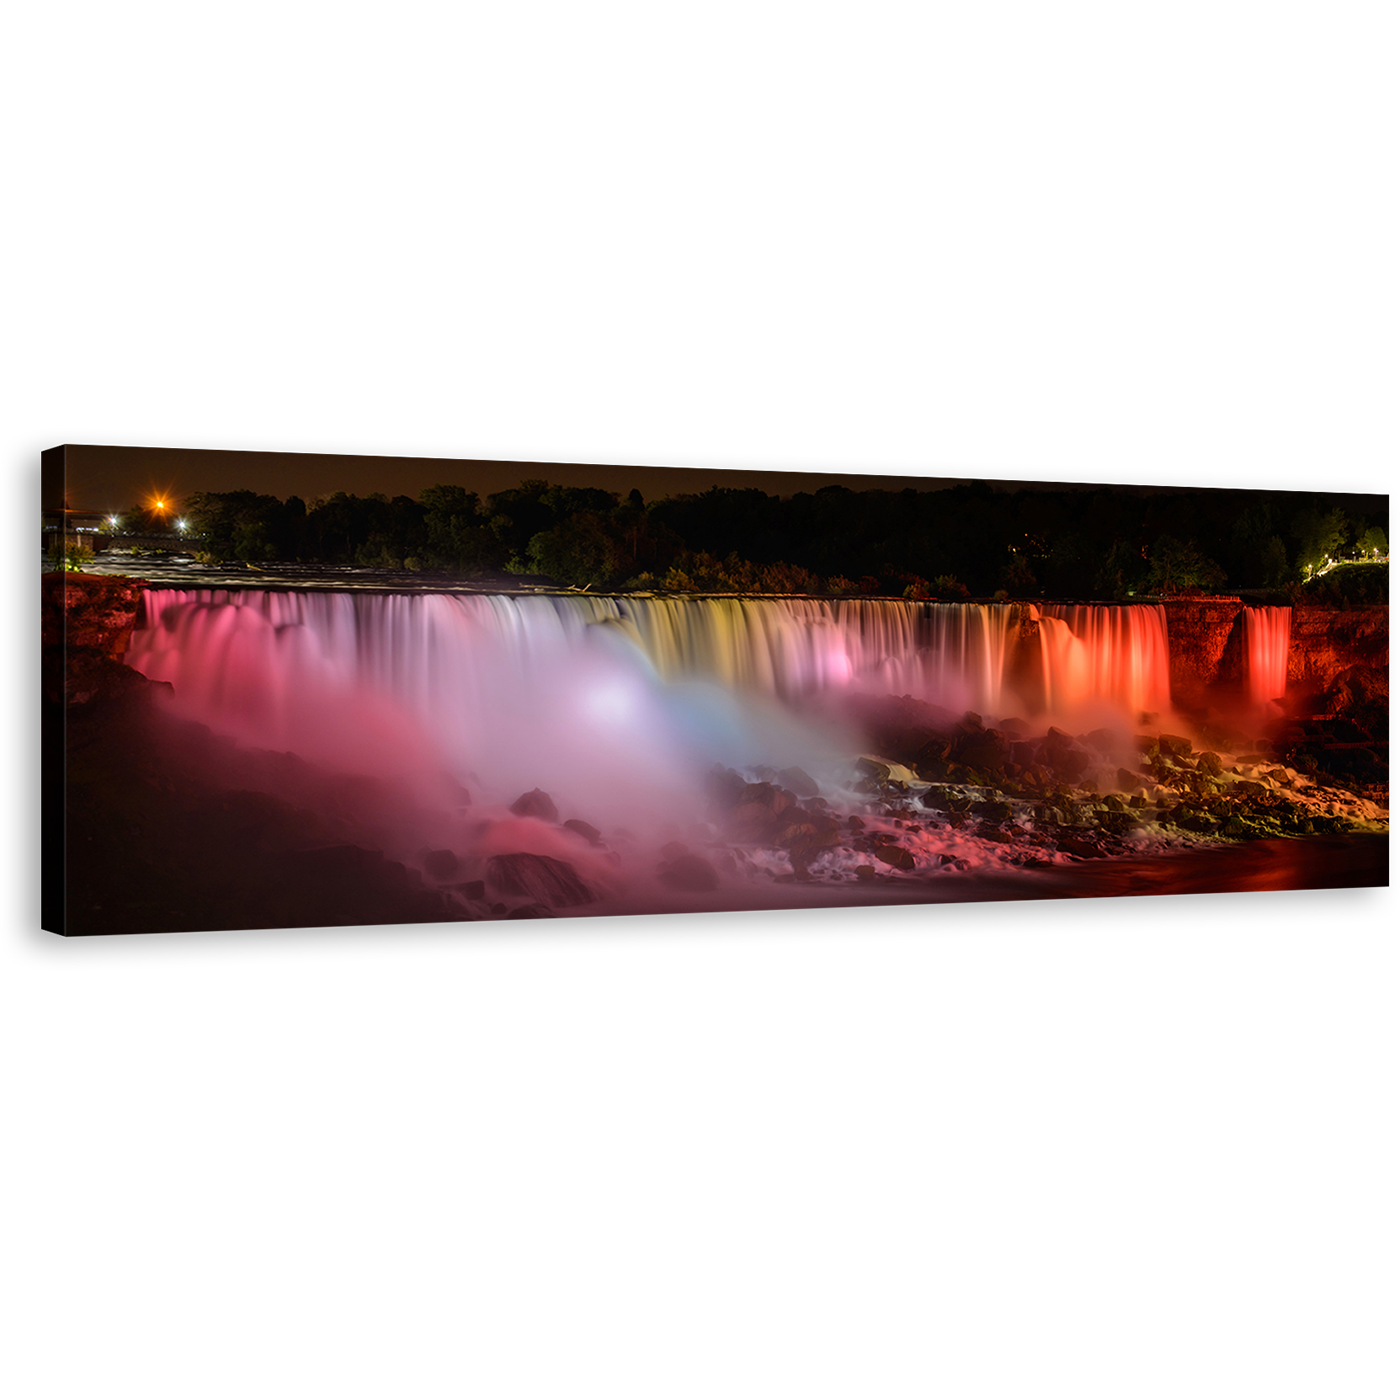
[1159,601,1248,709]
[1288,606,1389,690]
[41,571,150,705]
[1152,598,1388,710]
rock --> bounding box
[726,802,779,844]
[1039,740,1089,783]
[440,776,473,808]
[1055,833,1109,859]
[1116,767,1141,793]
[854,864,876,881]
[1158,733,1194,758]
[506,903,553,919]
[737,781,794,815]
[777,766,820,797]
[41,573,149,705]
[454,880,486,901]
[869,841,916,871]
[705,766,747,811]
[951,726,1011,774]
[1083,727,1119,752]
[659,852,721,892]
[659,839,690,860]
[509,788,559,822]
[421,848,459,880]
[855,756,891,782]
[1197,751,1224,777]
[485,852,594,907]
[776,807,841,845]
[563,818,603,845]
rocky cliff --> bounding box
[41,571,150,705]
[1154,598,1388,710]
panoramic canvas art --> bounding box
[41,444,1389,936]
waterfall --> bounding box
[128,590,1028,720]
[114,588,1209,924]
[1243,606,1291,707]
[126,590,1184,805]
[1036,604,1173,721]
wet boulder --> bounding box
[777,766,821,798]
[659,852,721,892]
[510,788,559,822]
[486,852,595,907]
[1039,739,1089,783]
[869,840,916,871]
[726,803,779,844]
[564,818,603,845]
[950,725,1011,774]
[420,848,460,881]
[705,765,748,811]
[737,781,795,815]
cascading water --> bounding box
[1242,606,1291,708]
[127,592,1034,771]
[1036,604,1173,722]
[123,588,1204,924]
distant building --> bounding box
[42,506,108,533]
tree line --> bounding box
[145,479,1386,600]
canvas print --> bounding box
[41,444,1388,936]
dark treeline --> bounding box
[171,479,1389,599]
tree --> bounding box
[1259,535,1291,588]
[1360,524,1388,559]
[526,512,623,588]
[1291,506,1347,578]
[1144,536,1226,595]
[1094,538,1146,599]
[998,554,1038,597]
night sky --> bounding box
[38,436,1383,520]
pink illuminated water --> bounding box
[117,590,1269,921]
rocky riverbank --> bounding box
[48,670,1389,934]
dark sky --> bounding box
[43,436,1388,520]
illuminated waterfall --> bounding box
[1036,604,1173,720]
[1242,606,1291,707]
[127,591,1180,804]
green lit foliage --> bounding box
[51,534,94,571]
[1291,506,1347,579]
